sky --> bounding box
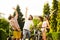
[0,0,52,19]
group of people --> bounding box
[8,8,50,40]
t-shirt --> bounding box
[42,21,47,28]
[23,20,34,31]
[9,17,20,30]
[41,21,48,32]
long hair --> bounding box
[44,15,49,21]
[28,15,33,20]
[39,16,43,22]
[30,15,33,19]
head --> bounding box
[28,15,33,20]
[39,16,43,22]
[44,16,49,21]
[8,15,14,20]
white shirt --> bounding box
[42,21,47,28]
[41,21,47,32]
[23,20,33,31]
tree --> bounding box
[30,18,40,36]
[0,18,9,40]
[30,18,40,31]
[33,18,40,28]
[13,5,25,31]
[57,1,60,32]
[43,3,50,17]
[50,0,58,32]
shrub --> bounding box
[47,32,60,40]
[0,18,9,40]
[0,30,7,40]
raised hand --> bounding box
[50,9,56,16]
[13,8,16,11]
[13,8,18,19]
[25,7,28,19]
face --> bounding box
[28,15,33,20]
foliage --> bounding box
[57,2,60,32]
[43,3,50,16]
[50,0,58,32]
[30,25,34,36]
[13,5,25,31]
[37,21,42,31]
[0,18,9,40]
[33,18,40,27]
[30,18,40,32]
[0,30,7,40]
[47,32,60,40]
[47,32,53,40]
[30,24,34,32]
[30,18,41,38]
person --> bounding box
[8,8,21,40]
[41,16,50,40]
[23,14,34,40]
[23,7,34,40]
[37,16,43,40]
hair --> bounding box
[45,16,49,20]
[8,15,14,20]
[29,15,33,20]
[39,16,43,22]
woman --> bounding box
[41,16,50,40]
[8,8,21,40]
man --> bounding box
[23,15,34,40]
[8,8,21,40]
[23,8,34,40]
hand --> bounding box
[17,28,20,31]
[16,27,20,31]
[46,27,50,29]
[18,29,20,31]
[13,8,16,11]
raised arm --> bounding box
[47,21,50,29]
[13,8,18,19]
[49,9,56,17]
[25,7,28,19]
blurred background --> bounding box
[0,0,60,40]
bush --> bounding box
[47,32,53,40]
[0,30,7,40]
[47,32,60,40]
[0,18,9,40]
